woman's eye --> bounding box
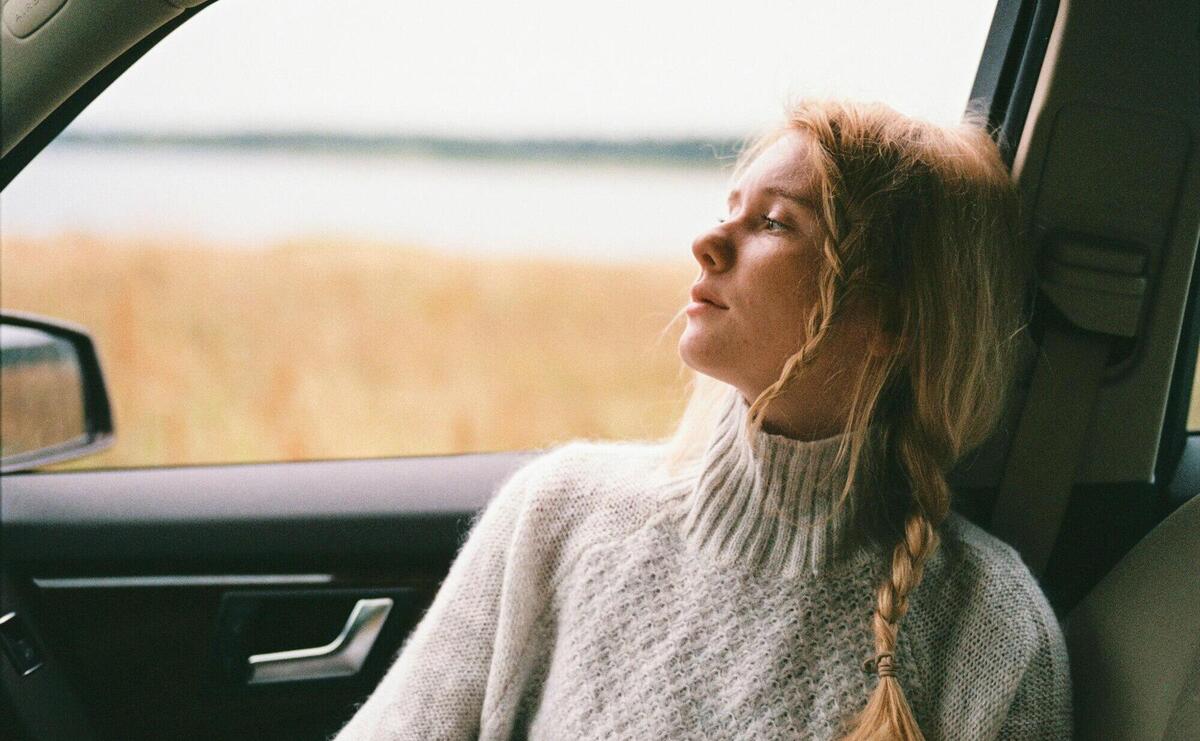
[763,216,788,231]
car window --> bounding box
[0,0,999,469]
[1190,348,1200,432]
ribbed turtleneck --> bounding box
[677,392,872,577]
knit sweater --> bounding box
[334,395,1072,740]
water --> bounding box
[1,143,733,263]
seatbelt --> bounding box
[991,237,1148,577]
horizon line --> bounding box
[56,129,748,164]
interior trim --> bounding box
[32,574,334,589]
[967,0,1059,164]
[2,451,536,566]
[0,0,214,187]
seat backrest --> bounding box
[1064,494,1200,740]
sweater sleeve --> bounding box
[995,595,1074,741]
[332,454,553,741]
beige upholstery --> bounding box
[1065,495,1200,740]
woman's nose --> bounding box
[691,224,732,273]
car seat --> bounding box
[1064,493,1200,740]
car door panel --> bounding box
[0,452,533,740]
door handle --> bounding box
[246,597,393,684]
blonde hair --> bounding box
[665,100,1026,740]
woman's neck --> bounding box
[674,391,878,578]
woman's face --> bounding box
[678,131,877,439]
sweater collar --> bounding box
[678,391,874,578]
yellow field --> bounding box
[1,235,697,469]
[3,235,1199,471]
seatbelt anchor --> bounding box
[1040,236,1148,338]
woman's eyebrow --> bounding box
[726,186,818,213]
[764,186,818,211]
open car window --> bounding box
[0,0,999,469]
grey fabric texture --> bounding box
[335,396,1072,740]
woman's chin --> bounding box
[677,329,718,375]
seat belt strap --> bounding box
[991,236,1148,578]
[991,323,1111,576]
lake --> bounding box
[1,142,734,263]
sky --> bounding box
[70,0,999,139]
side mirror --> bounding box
[0,311,114,473]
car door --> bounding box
[2,1,1198,740]
[2,448,531,739]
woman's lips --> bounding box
[685,299,727,315]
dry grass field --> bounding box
[3,235,1199,471]
[1,234,697,469]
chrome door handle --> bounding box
[246,598,393,684]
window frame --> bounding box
[966,0,1060,165]
[0,2,214,190]
[1158,233,1200,500]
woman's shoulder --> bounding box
[938,514,1036,582]
[922,514,1060,633]
[503,438,677,502]
[914,513,1069,682]
[489,438,680,579]
[936,515,1051,606]
[910,516,1073,737]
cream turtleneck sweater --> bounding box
[334,395,1071,740]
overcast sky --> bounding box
[72,0,997,139]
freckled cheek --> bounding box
[740,281,816,352]
[756,275,812,321]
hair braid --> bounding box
[843,415,951,741]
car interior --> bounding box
[1,0,1197,739]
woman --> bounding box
[335,100,1072,740]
